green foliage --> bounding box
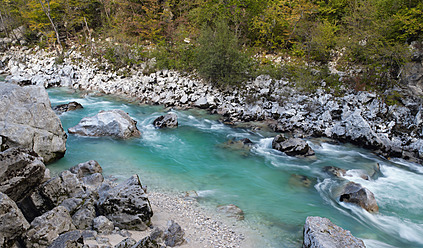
[194,19,252,87]
[152,40,195,71]
[102,44,147,70]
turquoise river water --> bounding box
[40,87,423,247]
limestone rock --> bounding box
[92,216,114,235]
[72,200,96,229]
[217,204,245,220]
[114,237,137,248]
[52,101,83,115]
[96,175,153,230]
[0,83,67,163]
[26,206,76,248]
[68,110,141,139]
[339,182,379,213]
[153,113,178,128]
[164,220,185,247]
[0,192,30,248]
[69,160,103,178]
[132,236,159,248]
[0,148,46,202]
[272,135,315,157]
[303,216,366,248]
[48,230,84,248]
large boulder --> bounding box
[339,182,379,213]
[153,113,178,128]
[0,192,30,248]
[68,109,141,139]
[96,175,153,231]
[69,160,102,178]
[26,206,76,248]
[52,101,83,115]
[0,83,67,163]
[0,148,46,202]
[303,216,366,248]
[272,135,315,157]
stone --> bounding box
[92,216,114,235]
[68,110,141,139]
[272,136,315,157]
[48,230,84,248]
[163,220,185,247]
[303,216,366,248]
[217,204,245,220]
[0,148,46,202]
[96,175,153,231]
[69,160,103,178]
[132,236,159,248]
[194,97,208,109]
[52,101,83,114]
[323,166,347,178]
[0,192,30,247]
[153,113,178,128]
[26,206,76,248]
[114,237,137,248]
[339,182,379,213]
[0,83,67,163]
[72,200,96,229]
[41,170,85,207]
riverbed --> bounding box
[47,87,423,248]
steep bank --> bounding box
[1,46,422,164]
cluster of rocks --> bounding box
[0,147,191,248]
[1,46,422,164]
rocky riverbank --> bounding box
[1,46,422,164]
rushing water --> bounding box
[42,87,423,248]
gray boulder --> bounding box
[48,230,84,248]
[303,216,365,248]
[69,160,103,178]
[163,220,185,247]
[52,101,83,115]
[26,206,76,248]
[0,192,30,248]
[96,175,153,230]
[72,200,96,229]
[153,113,178,128]
[0,148,46,202]
[68,109,141,139]
[339,182,379,213]
[272,135,315,157]
[92,216,114,235]
[0,83,67,163]
[132,236,159,248]
[114,237,137,248]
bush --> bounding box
[194,19,252,87]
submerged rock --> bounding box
[153,113,178,128]
[0,82,67,163]
[68,109,141,139]
[339,182,379,213]
[217,204,245,220]
[272,135,315,157]
[52,101,83,114]
[0,148,46,202]
[303,216,366,248]
[0,192,30,248]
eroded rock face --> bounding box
[303,216,366,248]
[0,83,67,163]
[339,182,379,213]
[52,101,83,115]
[96,175,153,231]
[26,206,76,248]
[0,192,30,248]
[0,148,46,202]
[153,113,178,128]
[68,109,141,139]
[272,135,315,157]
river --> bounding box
[44,87,423,248]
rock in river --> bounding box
[153,113,178,128]
[68,109,141,139]
[303,216,366,248]
[272,134,315,157]
[52,101,83,114]
[339,182,379,213]
[0,82,67,163]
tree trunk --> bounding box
[37,0,63,56]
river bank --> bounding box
[1,46,422,165]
